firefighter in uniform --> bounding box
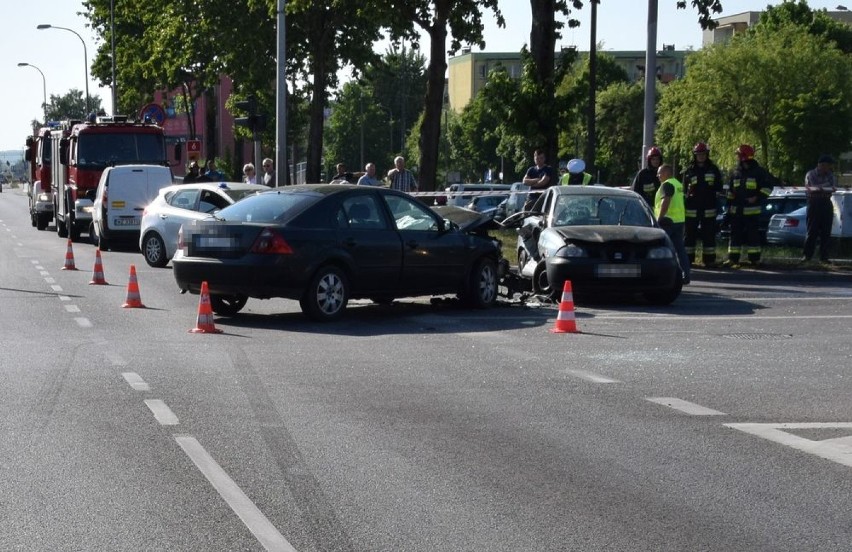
[560,158,593,185]
[724,144,773,266]
[681,142,723,267]
[632,146,663,206]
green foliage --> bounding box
[755,0,852,54]
[595,82,645,185]
[45,90,103,122]
[658,22,852,182]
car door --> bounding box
[335,192,403,293]
[159,187,203,247]
[380,193,467,293]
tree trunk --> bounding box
[529,0,558,166]
[417,7,449,192]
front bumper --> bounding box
[546,256,679,293]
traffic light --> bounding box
[234,95,263,132]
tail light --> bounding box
[177,226,185,251]
[250,228,293,254]
[783,219,800,228]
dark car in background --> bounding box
[718,187,807,242]
[172,185,502,321]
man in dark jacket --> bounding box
[802,155,837,263]
[723,144,773,266]
[632,146,663,206]
[682,142,723,267]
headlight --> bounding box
[38,194,50,202]
[555,243,588,258]
[648,246,674,259]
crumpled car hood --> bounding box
[433,205,498,233]
[553,225,667,243]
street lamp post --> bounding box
[37,24,90,116]
[17,62,47,122]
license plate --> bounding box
[596,264,640,277]
[113,216,140,226]
[197,236,238,249]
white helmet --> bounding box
[567,158,585,174]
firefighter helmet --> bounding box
[736,144,755,161]
[646,146,662,160]
[693,142,709,154]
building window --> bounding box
[478,64,486,79]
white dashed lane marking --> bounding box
[646,397,726,416]
[64,305,81,313]
[74,317,92,328]
[566,370,620,383]
[122,372,150,391]
[144,399,179,426]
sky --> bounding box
[1,1,846,154]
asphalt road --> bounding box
[2,187,852,551]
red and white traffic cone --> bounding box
[61,239,78,271]
[89,248,108,285]
[189,281,222,334]
[550,280,580,334]
[122,265,146,308]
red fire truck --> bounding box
[24,126,56,230]
[50,115,174,241]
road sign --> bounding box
[186,139,202,161]
[139,103,166,126]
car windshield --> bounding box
[215,190,318,223]
[76,132,166,168]
[553,194,653,227]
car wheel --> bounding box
[517,248,529,270]
[142,232,169,268]
[68,215,80,242]
[644,276,683,306]
[210,294,248,316]
[30,212,37,227]
[460,257,498,308]
[531,259,554,297]
[300,265,349,322]
[56,210,68,238]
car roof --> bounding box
[769,186,807,197]
[550,185,641,198]
[159,181,269,195]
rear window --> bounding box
[215,190,319,223]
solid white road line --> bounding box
[566,369,620,383]
[726,422,852,468]
[122,372,150,391]
[174,435,298,552]
[144,399,179,426]
[646,397,726,416]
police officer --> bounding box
[802,154,837,263]
[724,144,773,266]
[656,164,689,284]
[632,146,663,206]
[682,142,723,267]
[560,158,593,185]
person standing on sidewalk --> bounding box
[682,142,723,267]
[655,164,690,285]
[802,155,837,263]
[723,145,772,267]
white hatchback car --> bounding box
[139,181,268,267]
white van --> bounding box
[91,165,174,249]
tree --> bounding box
[658,24,852,181]
[594,81,645,184]
[755,0,852,54]
[45,90,103,121]
[527,1,724,172]
[383,0,504,190]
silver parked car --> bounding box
[766,206,807,247]
[139,181,268,267]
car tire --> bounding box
[142,232,169,268]
[56,211,68,238]
[517,248,529,270]
[300,265,349,322]
[210,294,248,316]
[30,212,37,227]
[531,259,554,298]
[460,257,498,308]
[644,276,683,306]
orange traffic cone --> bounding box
[122,264,146,308]
[550,280,580,334]
[89,248,108,285]
[189,281,222,334]
[61,239,78,271]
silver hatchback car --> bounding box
[139,181,268,267]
